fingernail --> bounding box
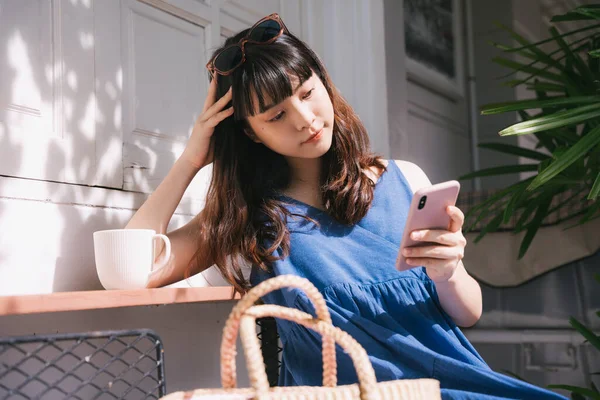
[411,232,421,240]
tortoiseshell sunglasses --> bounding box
[206,13,289,77]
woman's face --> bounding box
[245,72,334,159]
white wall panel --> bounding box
[0,0,98,186]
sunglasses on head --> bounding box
[206,13,289,78]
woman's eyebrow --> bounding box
[262,81,305,112]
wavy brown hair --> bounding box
[187,26,385,294]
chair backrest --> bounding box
[256,317,281,387]
[0,329,166,399]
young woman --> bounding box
[126,13,567,400]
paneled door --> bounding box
[0,0,105,185]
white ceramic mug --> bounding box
[93,229,171,290]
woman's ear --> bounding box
[244,128,262,144]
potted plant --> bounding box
[460,5,600,259]
[460,5,600,398]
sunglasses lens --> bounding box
[214,45,243,72]
[249,19,282,42]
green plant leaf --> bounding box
[561,203,600,229]
[534,84,554,114]
[539,177,584,186]
[501,370,531,383]
[518,111,557,152]
[558,210,589,227]
[519,196,553,258]
[504,183,530,224]
[506,23,600,53]
[464,191,510,217]
[489,40,537,58]
[590,42,600,69]
[474,212,504,242]
[495,49,565,81]
[575,6,600,19]
[528,124,600,190]
[570,393,587,400]
[500,104,600,136]
[547,385,600,399]
[492,34,591,61]
[511,40,593,91]
[463,179,533,223]
[578,201,600,224]
[464,179,535,232]
[552,147,568,161]
[546,186,587,217]
[465,203,508,234]
[569,317,600,351]
[545,128,580,146]
[588,172,600,199]
[478,143,550,161]
[493,21,555,62]
[526,82,567,92]
[552,12,596,22]
[495,22,580,92]
[492,57,564,83]
[580,121,600,140]
[481,96,600,115]
[459,165,539,180]
[514,193,547,232]
[501,79,524,88]
[497,35,593,87]
[550,27,596,88]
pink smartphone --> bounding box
[395,180,461,271]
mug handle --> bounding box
[150,233,172,277]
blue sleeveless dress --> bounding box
[250,160,567,400]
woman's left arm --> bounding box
[395,160,482,327]
[434,259,482,327]
[402,205,483,328]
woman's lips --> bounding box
[303,128,324,144]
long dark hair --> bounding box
[187,27,385,293]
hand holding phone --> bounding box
[395,180,461,271]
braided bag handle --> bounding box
[221,275,337,389]
[239,304,380,400]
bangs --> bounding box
[233,49,315,117]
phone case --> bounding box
[395,180,461,271]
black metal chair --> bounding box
[256,317,281,387]
[0,329,166,400]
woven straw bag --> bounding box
[161,275,441,400]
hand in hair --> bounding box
[181,75,234,170]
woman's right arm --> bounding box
[125,75,234,287]
[125,158,207,287]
